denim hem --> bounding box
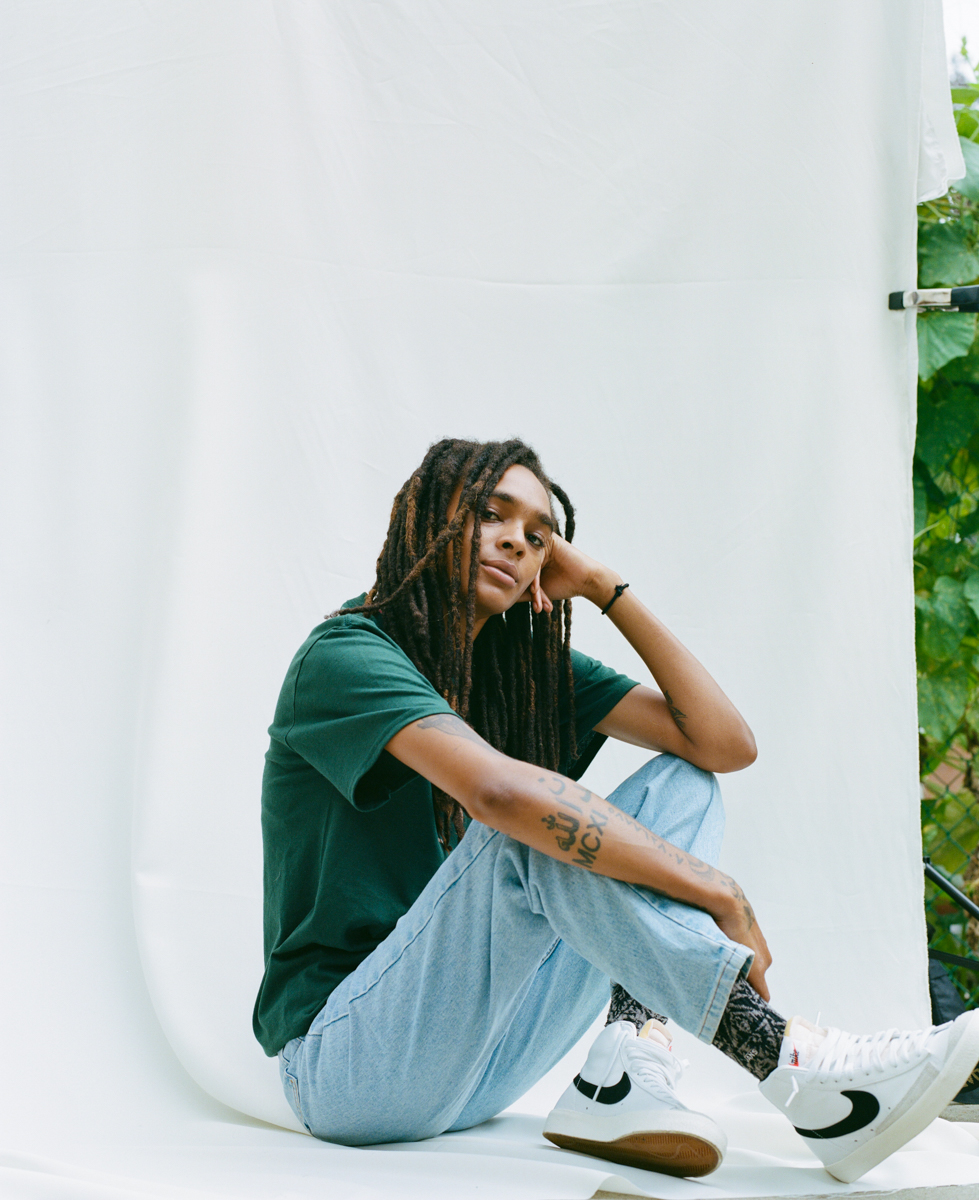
[694,943,752,1044]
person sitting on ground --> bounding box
[253,436,979,1183]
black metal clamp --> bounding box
[890,286,979,312]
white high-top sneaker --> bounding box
[759,1011,979,1183]
[543,1020,726,1178]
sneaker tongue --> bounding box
[638,1019,672,1050]
[779,1016,827,1069]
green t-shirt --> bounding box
[252,597,639,1056]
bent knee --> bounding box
[636,753,719,802]
[621,754,724,844]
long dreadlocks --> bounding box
[337,438,578,852]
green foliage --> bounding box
[952,80,979,149]
[916,94,979,724]
[918,312,977,379]
[959,137,979,204]
[919,222,979,287]
[916,73,979,989]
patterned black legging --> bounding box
[608,977,786,1081]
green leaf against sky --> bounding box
[918,221,979,286]
[956,137,979,205]
[918,312,978,380]
[918,670,972,741]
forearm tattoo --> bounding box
[537,775,608,868]
[538,775,691,874]
[417,716,757,926]
[537,772,755,929]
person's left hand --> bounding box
[520,535,616,613]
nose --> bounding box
[498,523,525,556]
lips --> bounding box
[481,559,519,585]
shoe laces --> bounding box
[812,1026,934,1080]
[625,1040,681,1095]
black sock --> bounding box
[607,982,669,1032]
[711,975,787,1081]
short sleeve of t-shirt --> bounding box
[276,616,457,811]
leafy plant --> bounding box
[915,70,979,994]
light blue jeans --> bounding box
[278,754,750,1144]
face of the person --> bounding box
[448,463,555,634]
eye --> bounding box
[481,508,500,522]
[528,532,546,548]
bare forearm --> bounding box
[481,761,748,923]
[586,571,756,767]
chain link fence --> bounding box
[923,738,979,1004]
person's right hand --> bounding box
[711,879,773,1001]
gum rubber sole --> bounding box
[543,1129,722,1178]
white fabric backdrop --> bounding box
[2,1,975,1196]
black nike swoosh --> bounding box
[793,1090,880,1140]
[573,1072,632,1105]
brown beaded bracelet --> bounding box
[601,582,630,616]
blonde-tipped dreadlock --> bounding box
[337,438,577,852]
